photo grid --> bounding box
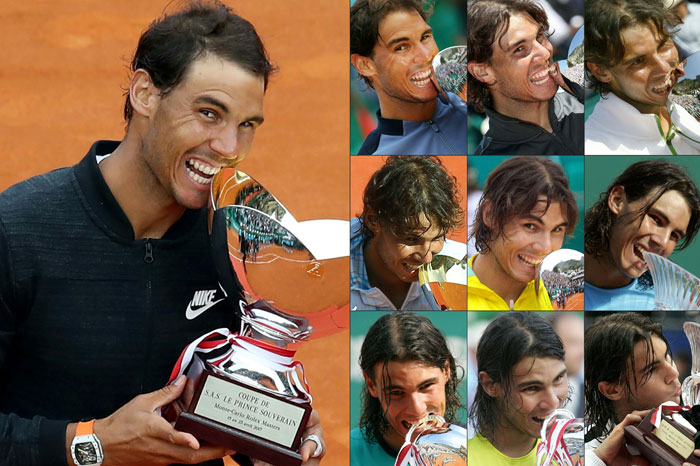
[3,0,700,465]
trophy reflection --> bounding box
[394,414,466,466]
[432,46,467,102]
[537,249,584,310]
[418,240,466,310]
[170,169,349,466]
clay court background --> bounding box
[0,1,349,464]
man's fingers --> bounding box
[144,375,188,411]
[169,429,201,450]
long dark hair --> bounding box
[359,312,463,443]
[350,0,432,88]
[124,0,275,121]
[469,312,566,441]
[584,312,670,442]
[584,0,680,95]
[585,159,700,258]
[467,0,551,113]
[470,156,578,254]
[359,156,464,240]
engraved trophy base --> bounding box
[624,409,700,466]
[174,369,312,466]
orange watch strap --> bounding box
[75,419,95,437]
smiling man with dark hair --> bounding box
[0,3,326,465]
[585,0,700,155]
[352,312,463,465]
[351,156,463,310]
[468,157,578,310]
[350,0,467,155]
[469,312,570,465]
[467,0,584,155]
[584,159,700,309]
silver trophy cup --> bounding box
[431,45,467,102]
[171,169,349,466]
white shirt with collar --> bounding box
[586,92,700,155]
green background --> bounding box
[585,155,700,275]
[349,311,468,430]
[467,156,585,254]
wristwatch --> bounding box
[70,419,104,466]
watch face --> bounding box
[75,442,97,464]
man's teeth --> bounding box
[652,76,673,93]
[533,416,545,423]
[518,254,542,266]
[188,159,221,175]
[411,69,432,85]
[633,245,647,263]
[403,262,421,272]
[530,64,556,84]
[186,159,222,185]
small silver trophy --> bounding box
[536,409,584,466]
[393,414,466,466]
[683,322,700,406]
[418,240,466,310]
[643,251,700,310]
[537,249,584,310]
[170,169,349,465]
[431,45,467,102]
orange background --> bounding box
[0,1,349,465]
[350,156,468,242]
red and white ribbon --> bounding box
[536,410,582,466]
[651,401,689,429]
[168,327,312,403]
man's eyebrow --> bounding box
[640,359,659,374]
[386,377,440,391]
[516,368,567,388]
[504,26,543,52]
[194,95,264,124]
[519,214,568,230]
[622,53,647,66]
[386,27,433,48]
[194,95,229,114]
[648,207,687,238]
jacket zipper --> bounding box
[426,119,457,155]
[141,239,154,392]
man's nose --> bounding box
[413,41,433,64]
[405,392,427,415]
[210,127,240,163]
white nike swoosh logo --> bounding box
[185,299,224,320]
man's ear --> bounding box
[586,61,613,83]
[363,372,379,398]
[364,207,381,235]
[480,201,494,229]
[129,69,161,119]
[467,61,496,85]
[351,54,377,82]
[598,380,624,401]
[478,371,500,398]
[608,186,627,215]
